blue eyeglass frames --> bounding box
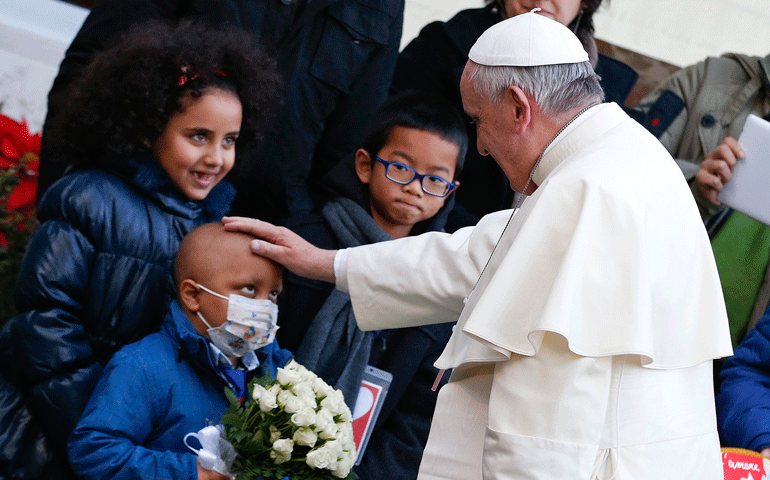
[374,156,457,197]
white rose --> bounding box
[252,384,267,402]
[269,425,282,443]
[259,388,278,412]
[290,361,310,376]
[306,445,337,470]
[321,394,346,417]
[302,395,318,411]
[291,407,316,427]
[292,383,317,410]
[283,394,303,414]
[332,454,354,478]
[324,439,343,457]
[285,359,299,369]
[338,402,352,423]
[313,378,335,397]
[272,438,294,456]
[337,422,355,449]
[293,426,318,447]
[299,368,316,383]
[277,389,293,406]
[314,410,335,439]
[277,366,303,386]
[291,382,314,399]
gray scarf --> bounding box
[295,198,391,409]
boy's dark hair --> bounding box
[362,91,468,178]
[47,19,281,169]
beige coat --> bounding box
[636,53,770,221]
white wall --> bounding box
[593,0,770,67]
[401,0,770,67]
[0,0,87,132]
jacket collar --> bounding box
[164,300,221,374]
[164,300,269,376]
[112,154,235,220]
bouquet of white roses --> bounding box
[221,360,357,480]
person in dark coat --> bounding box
[276,92,467,479]
[391,0,639,231]
[68,224,293,480]
[0,21,280,479]
[37,0,405,224]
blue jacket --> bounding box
[717,303,770,452]
[0,158,234,479]
[68,300,293,479]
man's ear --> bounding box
[354,148,373,185]
[179,279,202,313]
[507,85,532,134]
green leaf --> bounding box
[221,412,243,428]
[225,385,240,406]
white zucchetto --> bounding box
[468,8,589,67]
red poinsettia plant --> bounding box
[0,113,41,323]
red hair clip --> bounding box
[178,67,227,87]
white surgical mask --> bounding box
[195,283,279,357]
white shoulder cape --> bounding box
[443,103,731,370]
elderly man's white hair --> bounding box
[467,61,605,115]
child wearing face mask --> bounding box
[0,20,281,479]
[68,223,293,480]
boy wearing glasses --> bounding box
[278,91,467,479]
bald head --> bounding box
[174,223,273,289]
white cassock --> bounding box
[334,103,733,479]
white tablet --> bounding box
[718,114,770,226]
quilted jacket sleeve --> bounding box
[717,304,770,452]
[1,217,101,455]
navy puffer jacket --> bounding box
[0,158,234,479]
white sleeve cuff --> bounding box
[334,248,349,293]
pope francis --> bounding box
[224,10,733,480]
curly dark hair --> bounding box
[47,19,281,169]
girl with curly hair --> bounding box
[0,20,280,480]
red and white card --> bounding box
[351,365,392,465]
[722,448,769,480]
